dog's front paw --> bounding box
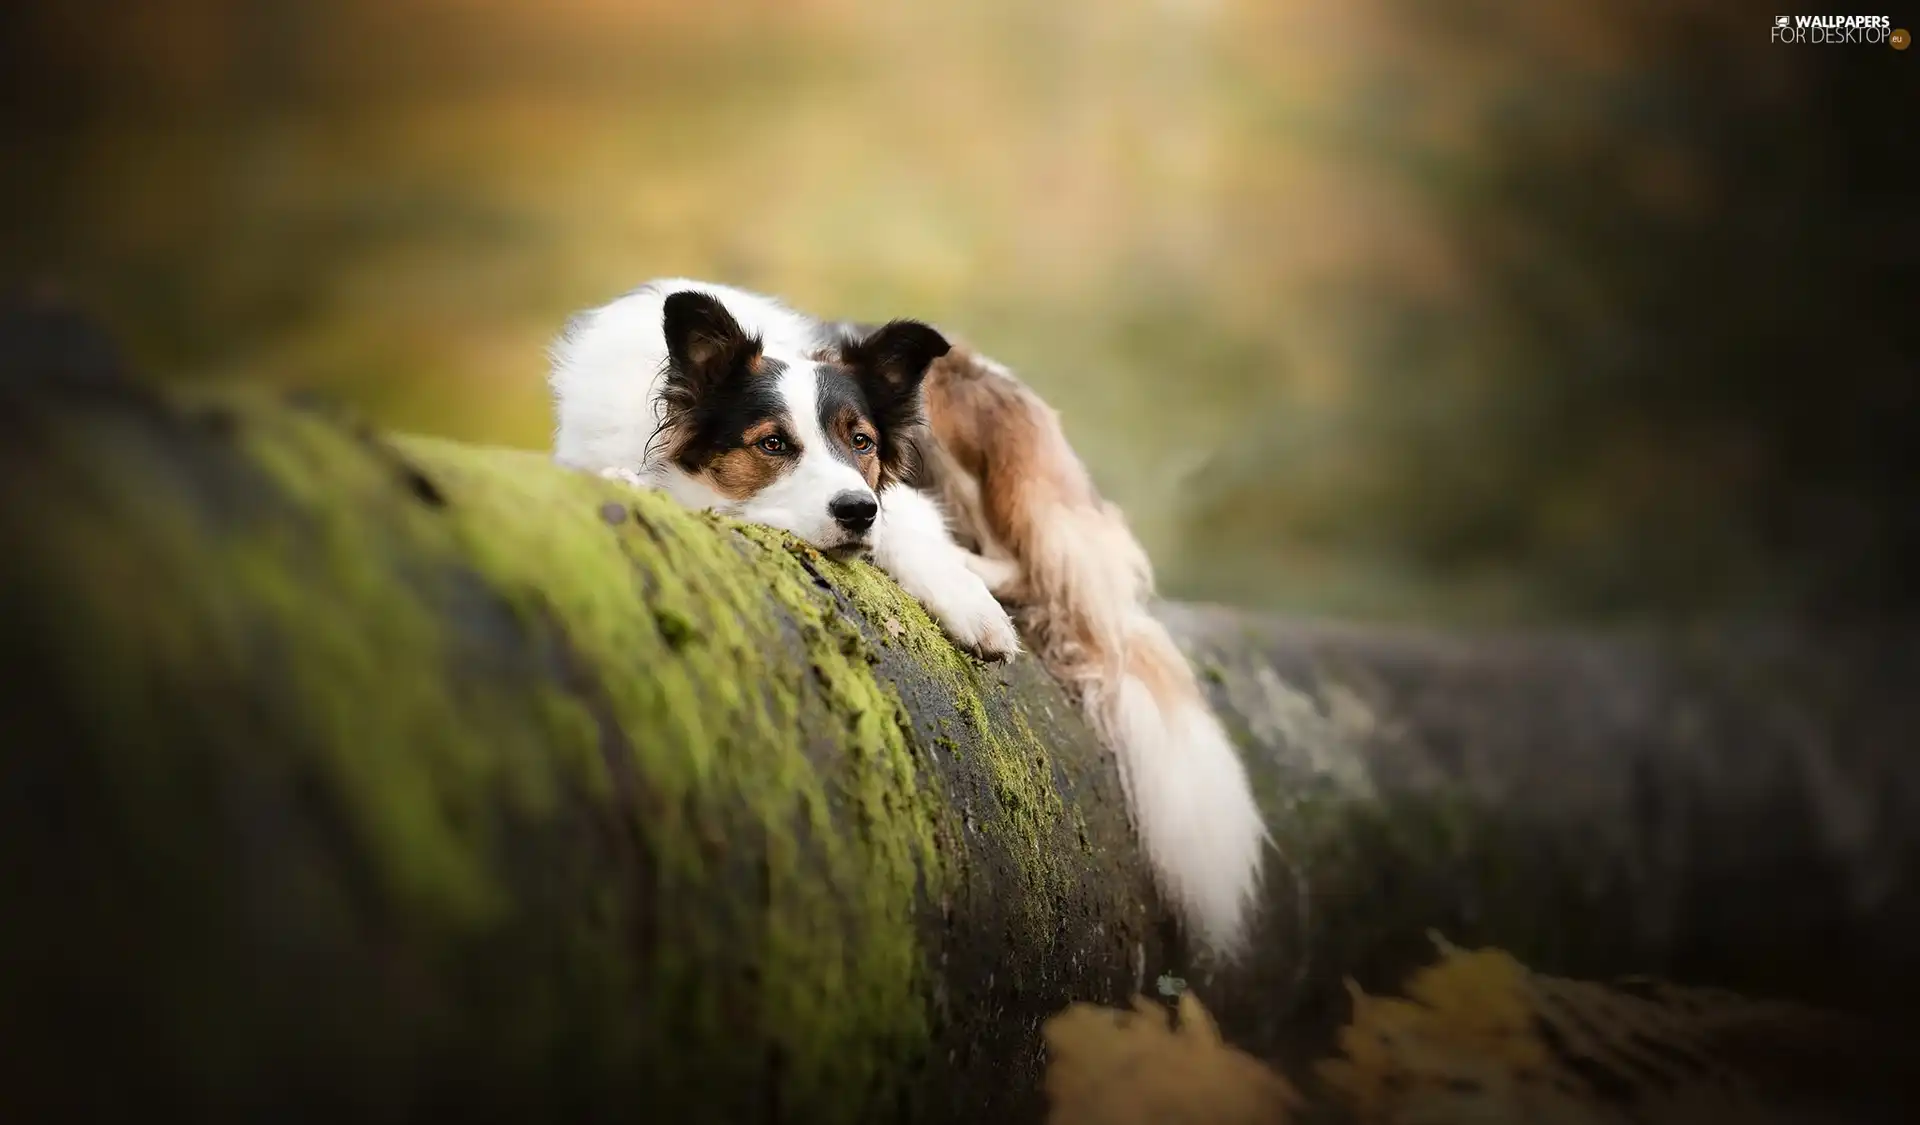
[598,466,653,490]
[929,576,1021,663]
[960,551,1026,600]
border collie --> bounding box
[549,279,1267,959]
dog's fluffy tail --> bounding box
[921,348,1268,959]
[1087,615,1270,958]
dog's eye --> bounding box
[850,433,874,453]
[756,435,788,454]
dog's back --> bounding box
[915,344,1269,960]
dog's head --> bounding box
[653,290,948,553]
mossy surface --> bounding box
[0,379,1152,1123]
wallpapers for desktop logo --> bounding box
[1771,14,1909,47]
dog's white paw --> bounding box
[598,466,652,490]
[927,575,1021,663]
[960,551,1025,599]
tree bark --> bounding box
[2,306,1916,1123]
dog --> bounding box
[549,279,1267,959]
[550,280,1021,661]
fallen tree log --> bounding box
[1,307,1916,1123]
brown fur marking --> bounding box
[922,343,1157,695]
[826,402,884,488]
[922,348,1101,560]
[699,419,793,500]
[907,335,1257,955]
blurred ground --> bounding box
[2,0,1914,625]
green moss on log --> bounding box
[0,381,1124,1121]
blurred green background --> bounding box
[2,0,1914,625]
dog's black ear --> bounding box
[661,290,760,396]
[841,319,949,427]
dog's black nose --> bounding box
[829,491,878,534]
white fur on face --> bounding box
[662,362,876,553]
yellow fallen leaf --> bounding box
[1042,992,1299,1125]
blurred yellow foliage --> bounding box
[1046,933,1907,1124]
[7,0,1909,623]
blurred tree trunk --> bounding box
[1,305,1915,1124]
